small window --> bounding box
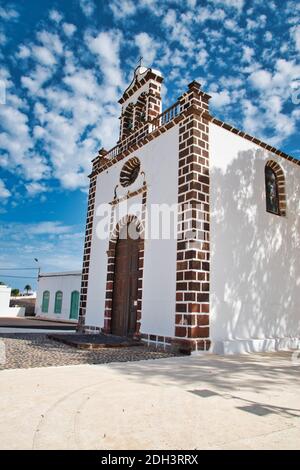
[42,291,50,313]
[265,167,279,215]
[265,161,286,216]
[54,291,63,314]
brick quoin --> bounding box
[174,81,211,353]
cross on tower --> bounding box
[137,56,143,68]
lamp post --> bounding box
[34,258,40,279]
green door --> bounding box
[42,291,50,313]
[70,291,79,320]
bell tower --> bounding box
[118,66,163,141]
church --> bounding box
[78,66,300,354]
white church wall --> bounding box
[85,125,179,337]
[35,272,81,321]
[209,123,300,353]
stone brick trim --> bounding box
[78,169,99,332]
[119,69,163,105]
[84,324,101,334]
[140,332,211,352]
[174,81,211,352]
[103,209,146,338]
[265,160,287,216]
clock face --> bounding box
[120,157,141,187]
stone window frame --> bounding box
[265,160,286,217]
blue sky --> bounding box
[0,0,299,290]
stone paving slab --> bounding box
[0,333,178,370]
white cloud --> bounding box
[79,0,95,17]
[32,46,56,66]
[134,32,159,65]
[28,221,73,236]
[242,46,255,63]
[264,31,273,42]
[210,89,231,108]
[0,32,6,45]
[0,179,10,199]
[21,65,53,94]
[16,45,31,59]
[0,94,49,180]
[62,23,77,37]
[26,182,48,196]
[211,0,244,11]
[49,9,63,23]
[110,0,137,19]
[291,25,300,51]
[36,31,63,55]
[197,50,208,66]
[86,30,123,88]
[249,69,272,89]
[0,6,19,21]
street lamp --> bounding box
[34,258,40,278]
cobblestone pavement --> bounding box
[0,334,179,370]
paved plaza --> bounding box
[0,350,299,449]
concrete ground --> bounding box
[0,351,300,450]
[0,317,77,329]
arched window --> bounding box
[42,290,50,313]
[54,291,63,314]
[265,161,286,216]
[70,290,79,320]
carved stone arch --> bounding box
[265,160,286,216]
[109,214,144,248]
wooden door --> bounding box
[111,231,139,337]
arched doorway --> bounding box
[111,224,140,337]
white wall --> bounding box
[0,285,25,317]
[210,123,300,353]
[86,125,179,336]
[35,272,81,321]
[0,285,11,316]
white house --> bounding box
[78,66,300,354]
[0,284,25,317]
[35,271,81,322]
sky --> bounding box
[0,0,299,290]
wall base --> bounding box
[211,337,300,355]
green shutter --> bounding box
[42,291,50,313]
[70,291,79,319]
[54,291,63,314]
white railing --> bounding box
[103,101,181,161]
